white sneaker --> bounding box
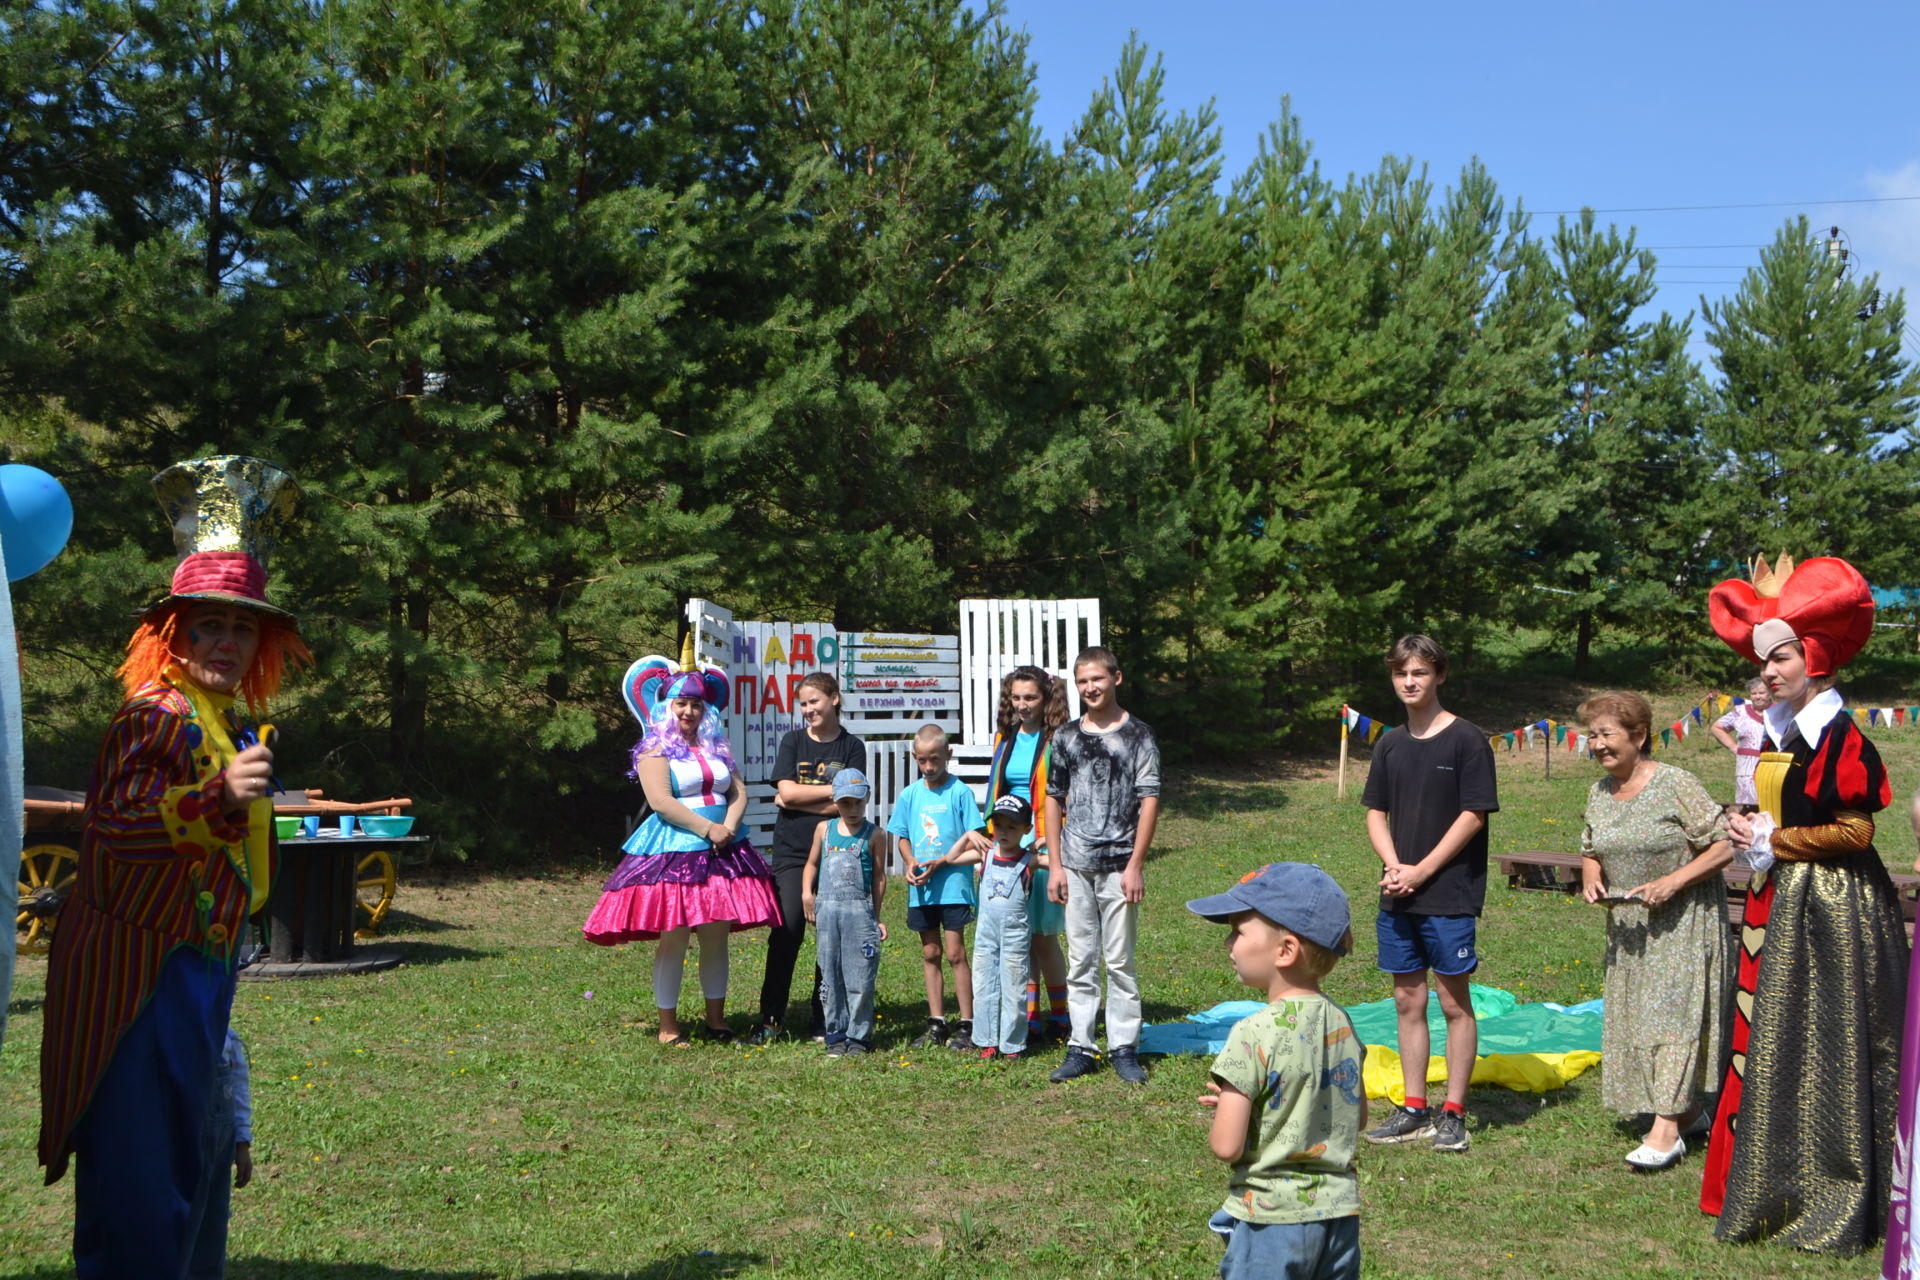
[1625,1138,1685,1170]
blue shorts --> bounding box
[1375,910,1478,976]
[1208,1209,1360,1280]
[907,903,975,935]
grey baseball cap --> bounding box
[1185,862,1352,954]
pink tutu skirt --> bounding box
[582,833,782,944]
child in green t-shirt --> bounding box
[1188,863,1364,1280]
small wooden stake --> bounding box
[1338,716,1350,802]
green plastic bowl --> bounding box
[274,817,303,838]
[357,815,415,837]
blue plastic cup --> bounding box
[339,815,357,837]
[302,816,320,838]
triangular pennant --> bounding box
[1719,694,1733,714]
[1870,708,1881,726]
[1555,724,1568,744]
[1661,728,1672,747]
[1691,705,1703,724]
[1898,707,1908,726]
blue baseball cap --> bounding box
[1186,862,1352,954]
[831,768,870,801]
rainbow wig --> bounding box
[118,601,312,711]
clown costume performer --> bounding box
[1703,554,1908,1254]
[38,457,309,1277]
[583,641,781,1041]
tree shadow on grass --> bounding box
[1465,1078,1593,1133]
[381,939,496,967]
[375,906,471,935]
[9,994,44,1017]
[1160,776,1294,823]
[140,1250,763,1279]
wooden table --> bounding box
[266,833,430,964]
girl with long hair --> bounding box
[985,665,1072,1043]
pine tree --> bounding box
[1540,210,1711,675]
[1702,216,1920,588]
[719,0,1063,630]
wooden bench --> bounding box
[1498,850,1920,932]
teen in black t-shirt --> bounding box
[751,672,865,1043]
[1359,636,1498,1154]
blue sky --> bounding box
[985,0,1920,370]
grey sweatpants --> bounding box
[1063,866,1140,1051]
[815,898,881,1047]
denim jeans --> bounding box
[815,898,881,1046]
[1208,1209,1360,1280]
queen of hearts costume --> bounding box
[582,642,780,944]
[1704,554,1908,1254]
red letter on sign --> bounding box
[792,633,815,667]
[763,674,785,713]
[787,674,805,713]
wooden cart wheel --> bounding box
[354,849,397,938]
[17,842,80,955]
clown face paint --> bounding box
[176,603,261,694]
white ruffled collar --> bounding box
[1764,686,1843,749]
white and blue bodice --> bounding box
[621,749,735,857]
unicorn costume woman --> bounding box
[584,642,782,944]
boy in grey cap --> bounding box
[802,769,889,1055]
[1188,863,1364,1280]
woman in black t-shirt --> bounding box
[750,671,866,1044]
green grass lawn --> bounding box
[3,705,1915,1278]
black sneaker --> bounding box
[1431,1109,1470,1153]
[948,1022,976,1053]
[1363,1105,1435,1145]
[1049,1047,1102,1082]
[1110,1045,1148,1086]
[911,1018,950,1049]
[745,1022,786,1047]
[824,1039,848,1057]
[841,1041,871,1056]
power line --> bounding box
[1639,243,1768,249]
[1538,195,1920,215]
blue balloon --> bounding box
[0,464,74,582]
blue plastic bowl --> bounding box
[357,815,415,837]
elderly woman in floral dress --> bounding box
[1578,690,1733,1172]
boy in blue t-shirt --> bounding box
[888,725,986,1051]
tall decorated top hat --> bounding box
[144,455,301,625]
